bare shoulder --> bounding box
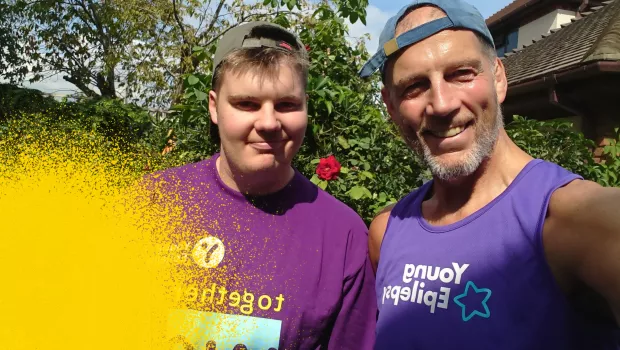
[544,179,620,324]
[547,179,620,224]
[368,204,395,273]
[545,179,619,248]
[547,178,620,246]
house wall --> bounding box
[517,9,576,49]
[592,114,620,162]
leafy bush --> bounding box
[1,86,153,148]
[505,115,620,187]
[0,84,57,120]
[505,115,598,178]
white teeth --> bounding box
[432,126,464,138]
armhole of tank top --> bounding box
[534,174,582,281]
[380,212,395,255]
[379,188,423,255]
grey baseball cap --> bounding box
[358,0,495,79]
[212,21,308,77]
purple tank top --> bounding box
[375,159,619,349]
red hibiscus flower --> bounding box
[315,155,341,181]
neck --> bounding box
[424,130,533,224]
[216,154,295,196]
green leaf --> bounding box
[338,136,349,149]
[316,76,329,90]
[187,74,200,86]
[312,124,320,136]
[347,185,369,200]
[362,187,372,198]
[339,166,349,174]
[194,89,208,101]
[310,174,320,184]
[318,180,328,190]
[311,158,320,165]
[325,100,333,115]
[361,170,374,179]
[379,192,387,202]
[350,12,358,24]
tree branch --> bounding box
[172,0,189,47]
[75,0,109,52]
[63,74,98,97]
[196,0,214,31]
[203,0,226,36]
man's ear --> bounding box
[381,87,397,121]
[493,58,508,104]
[209,90,218,125]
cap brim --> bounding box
[358,49,386,78]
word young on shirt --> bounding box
[175,282,285,316]
[382,262,469,313]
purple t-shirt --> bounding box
[150,154,376,349]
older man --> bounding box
[359,0,620,348]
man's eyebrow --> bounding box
[395,73,424,90]
[228,94,302,101]
[276,95,304,101]
[446,58,484,71]
[227,94,257,101]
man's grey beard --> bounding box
[412,106,504,182]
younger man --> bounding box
[153,21,376,349]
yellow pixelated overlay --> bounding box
[0,120,225,349]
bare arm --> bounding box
[544,180,620,325]
[368,204,395,274]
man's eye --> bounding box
[403,82,426,98]
[451,70,476,81]
[235,101,259,110]
[276,102,300,112]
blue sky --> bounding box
[372,0,512,18]
[350,0,514,52]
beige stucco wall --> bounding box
[517,9,576,49]
[552,10,577,29]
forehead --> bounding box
[218,64,305,96]
[395,5,447,36]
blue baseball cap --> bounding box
[358,0,494,79]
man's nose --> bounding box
[254,104,281,131]
[425,79,461,117]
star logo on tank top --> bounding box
[453,281,492,321]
